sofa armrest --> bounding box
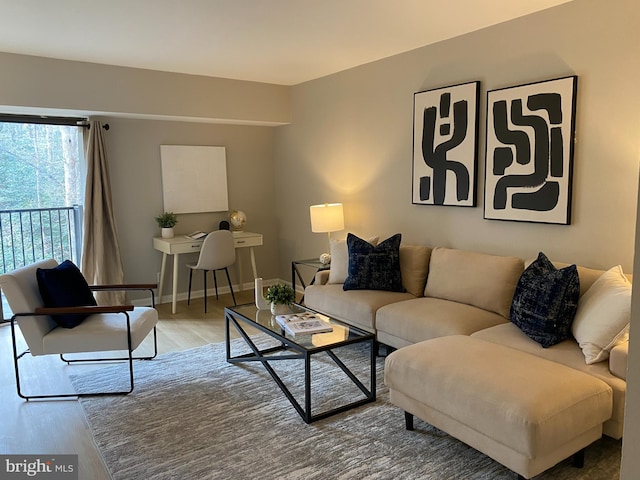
[609,342,628,380]
[314,270,330,285]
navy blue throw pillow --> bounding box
[510,252,580,348]
[343,233,404,292]
[36,260,97,328]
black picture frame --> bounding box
[412,81,480,207]
[483,75,578,224]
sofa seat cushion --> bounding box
[384,335,613,479]
[424,247,523,318]
[472,323,626,439]
[376,297,508,348]
[304,283,414,331]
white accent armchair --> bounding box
[0,259,159,400]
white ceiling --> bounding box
[0,0,573,86]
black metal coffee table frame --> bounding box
[225,304,376,424]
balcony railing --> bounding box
[0,205,83,275]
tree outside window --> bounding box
[0,121,85,273]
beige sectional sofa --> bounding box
[304,242,630,478]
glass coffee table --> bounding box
[225,303,376,423]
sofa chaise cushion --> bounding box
[472,322,626,439]
[385,335,613,479]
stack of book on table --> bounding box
[275,312,333,336]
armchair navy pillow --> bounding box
[343,233,404,292]
[36,259,97,328]
[510,252,580,348]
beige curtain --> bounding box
[81,120,125,305]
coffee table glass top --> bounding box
[226,303,372,350]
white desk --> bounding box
[153,231,263,314]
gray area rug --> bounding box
[71,337,621,480]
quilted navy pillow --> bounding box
[343,233,404,292]
[36,260,97,328]
[510,252,580,348]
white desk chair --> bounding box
[187,230,237,313]
[0,259,159,400]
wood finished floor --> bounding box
[0,290,254,480]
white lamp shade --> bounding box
[310,203,344,233]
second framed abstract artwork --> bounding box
[412,81,480,207]
[484,76,578,224]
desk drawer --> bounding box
[153,237,202,255]
[168,242,203,254]
[234,236,262,248]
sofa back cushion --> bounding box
[328,235,379,284]
[400,245,432,297]
[527,258,632,297]
[424,247,524,318]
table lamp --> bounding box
[310,203,344,263]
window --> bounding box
[0,117,86,274]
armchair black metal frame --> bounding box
[8,282,159,401]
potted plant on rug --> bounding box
[155,211,178,239]
[265,283,295,315]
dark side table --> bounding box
[291,258,330,303]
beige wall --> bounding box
[0,51,290,125]
[92,116,278,299]
[276,0,639,275]
[0,53,286,301]
[274,0,640,476]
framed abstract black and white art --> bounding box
[412,81,480,207]
[484,76,578,224]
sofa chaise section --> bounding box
[472,322,626,439]
[385,335,613,479]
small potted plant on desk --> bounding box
[265,283,295,315]
[155,211,178,239]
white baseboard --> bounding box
[132,277,289,307]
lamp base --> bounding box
[319,253,331,265]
